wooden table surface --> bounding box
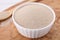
[0,0,60,40]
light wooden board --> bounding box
[0,0,60,40]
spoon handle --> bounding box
[4,0,28,11]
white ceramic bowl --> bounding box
[12,2,56,38]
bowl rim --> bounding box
[12,2,56,31]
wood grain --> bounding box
[0,0,60,40]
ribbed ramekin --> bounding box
[12,2,56,38]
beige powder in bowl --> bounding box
[14,4,53,29]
